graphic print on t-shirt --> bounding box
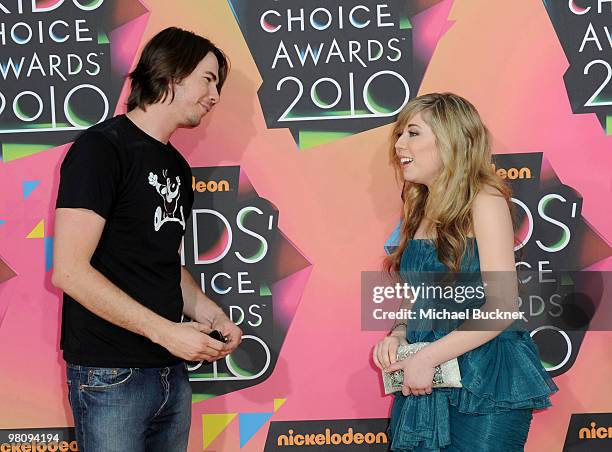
[148,170,186,231]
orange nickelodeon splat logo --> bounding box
[579,421,612,440]
[491,163,532,180]
[191,176,230,193]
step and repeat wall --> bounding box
[1,1,611,451]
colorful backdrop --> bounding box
[1,1,611,451]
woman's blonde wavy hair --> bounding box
[384,92,511,273]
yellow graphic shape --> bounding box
[202,413,237,449]
[26,220,44,239]
[274,398,286,412]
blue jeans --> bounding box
[66,362,192,452]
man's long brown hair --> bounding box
[127,27,229,112]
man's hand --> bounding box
[153,321,227,362]
[211,314,242,358]
[179,267,243,359]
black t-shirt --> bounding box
[56,114,194,367]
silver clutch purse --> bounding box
[383,342,462,395]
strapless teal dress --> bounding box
[388,239,558,451]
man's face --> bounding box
[172,52,220,127]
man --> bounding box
[52,27,242,451]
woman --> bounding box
[373,93,557,451]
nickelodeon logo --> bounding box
[0,442,78,452]
[579,421,612,439]
[564,413,612,448]
[277,427,387,447]
[191,176,230,193]
[491,163,532,180]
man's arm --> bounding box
[52,207,225,362]
[180,267,242,356]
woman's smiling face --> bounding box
[394,112,443,187]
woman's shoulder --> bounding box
[474,183,507,202]
[472,184,509,218]
[471,183,515,269]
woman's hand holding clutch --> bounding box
[373,333,408,370]
[384,352,435,396]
